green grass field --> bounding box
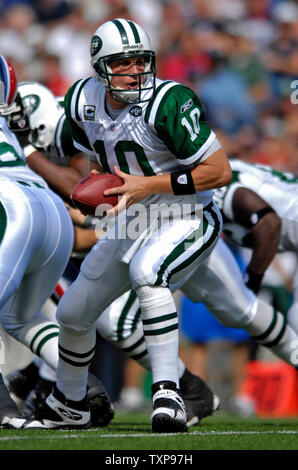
[0,411,298,452]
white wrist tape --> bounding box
[24,144,37,158]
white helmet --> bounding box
[18,82,64,148]
[90,18,156,104]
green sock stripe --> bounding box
[58,343,96,359]
[59,352,94,368]
[144,323,178,336]
[142,312,177,325]
[262,315,287,348]
[252,309,278,341]
[35,332,59,356]
[131,349,147,361]
[30,324,59,352]
[123,336,145,353]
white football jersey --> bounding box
[0,116,48,187]
[213,159,298,251]
[64,76,218,208]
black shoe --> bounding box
[180,368,220,427]
[23,372,114,428]
[87,373,114,427]
[23,377,54,417]
[0,373,21,427]
[6,362,39,401]
[7,384,91,429]
[151,381,187,433]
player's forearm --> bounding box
[73,226,99,252]
[249,214,281,273]
[26,150,81,198]
[137,148,232,196]
[191,148,232,192]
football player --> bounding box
[213,159,298,334]
[10,18,231,433]
[0,56,114,428]
[6,80,221,428]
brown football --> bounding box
[71,173,124,216]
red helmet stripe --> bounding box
[6,60,17,106]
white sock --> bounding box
[57,326,96,401]
[136,285,179,387]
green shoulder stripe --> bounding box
[64,78,91,122]
[64,79,93,153]
[144,81,174,123]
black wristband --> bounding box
[171,170,196,195]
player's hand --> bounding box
[104,166,152,216]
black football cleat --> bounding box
[87,372,114,427]
[180,368,220,427]
[5,362,39,402]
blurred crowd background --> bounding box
[1,0,298,173]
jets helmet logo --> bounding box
[90,35,103,57]
[22,94,40,115]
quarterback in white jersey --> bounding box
[6,81,222,428]
[24,18,231,433]
[213,158,298,335]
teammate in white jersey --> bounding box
[0,55,73,425]
[0,58,114,428]
[15,18,231,433]
[212,158,298,334]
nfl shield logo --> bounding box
[177,174,187,184]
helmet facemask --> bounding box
[94,51,156,104]
[18,81,64,149]
[5,92,30,134]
